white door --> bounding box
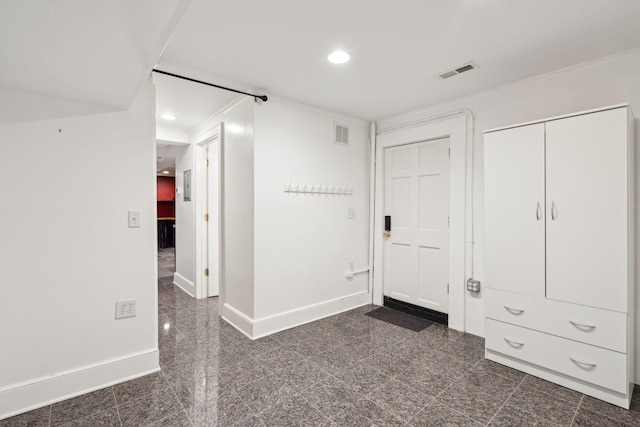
[205,135,223,297]
[545,108,628,312]
[383,138,450,313]
[484,124,546,297]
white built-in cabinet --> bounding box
[484,105,635,408]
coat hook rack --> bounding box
[284,182,353,196]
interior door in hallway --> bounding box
[383,138,450,313]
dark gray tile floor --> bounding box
[158,247,175,279]
[4,251,640,426]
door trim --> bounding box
[372,113,470,332]
[194,124,224,301]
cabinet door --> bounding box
[484,124,545,297]
[546,108,629,312]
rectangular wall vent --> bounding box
[438,62,478,79]
[334,123,349,145]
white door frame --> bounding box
[194,123,224,301]
[372,113,470,331]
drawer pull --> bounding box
[504,305,525,315]
[504,337,525,348]
[569,357,597,369]
[569,320,596,330]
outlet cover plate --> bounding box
[115,299,137,319]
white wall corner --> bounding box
[173,272,196,297]
[222,303,255,339]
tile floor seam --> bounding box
[159,369,194,427]
[409,398,480,427]
[48,404,52,427]
[484,369,529,426]
[408,369,467,425]
[111,387,123,427]
[400,394,437,425]
[569,394,584,426]
[577,402,637,427]
[519,376,584,407]
[477,363,525,384]
[227,372,277,424]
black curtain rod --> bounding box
[152,68,268,102]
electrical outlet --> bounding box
[466,278,481,293]
[347,208,355,219]
[115,299,137,319]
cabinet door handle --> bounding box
[504,305,525,315]
[551,201,557,220]
[569,357,597,368]
[536,202,542,220]
[569,320,596,330]
[504,337,525,347]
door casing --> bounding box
[372,114,469,332]
[195,123,224,301]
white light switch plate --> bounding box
[128,210,140,228]
[347,208,356,219]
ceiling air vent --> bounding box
[334,123,349,146]
[438,62,478,79]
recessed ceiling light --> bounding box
[162,170,170,174]
[328,50,350,64]
[161,114,176,121]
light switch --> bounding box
[347,208,355,219]
[128,210,141,228]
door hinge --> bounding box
[448,217,450,227]
[204,268,209,276]
[204,214,209,222]
[448,148,450,158]
[205,159,209,167]
[447,284,450,294]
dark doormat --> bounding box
[365,306,432,332]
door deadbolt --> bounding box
[384,215,391,239]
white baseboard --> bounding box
[0,350,159,421]
[221,303,255,339]
[222,291,371,340]
[173,272,195,297]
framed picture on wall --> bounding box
[184,169,191,201]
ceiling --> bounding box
[0,0,190,112]
[2,1,639,126]
[160,0,640,121]
[154,70,242,133]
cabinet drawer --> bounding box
[485,288,627,352]
[486,319,627,393]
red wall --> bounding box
[157,176,175,201]
[157,176,175,218]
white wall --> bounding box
[192,98,256,321]
[157,124,190,144]
[0,80,158,419]
[252,98,371,334]
[174,143,196,295]
[377,50,640,363]
[0,87,115,126]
